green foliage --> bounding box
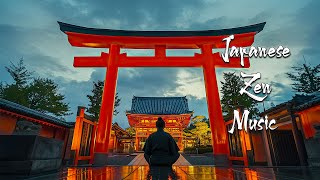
[0,82,3,97]
[184,115,211,146]
[86,80,121,121]
[1,84,29,106]
[5,58,32,87]
[2,58,70,117]
[286,63,320,94]
[125,126,136,136]
[86,80,103,121]
[220,72,259,117]
[191,115,206,123]
[27,78,70,116]
[190,121,211,146]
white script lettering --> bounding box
[228,110,278,134]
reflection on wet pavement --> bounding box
[24,165,320,180]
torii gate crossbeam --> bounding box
[58,21,265,165]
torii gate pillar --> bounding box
[94,45,120,158]
[202,44,228,162]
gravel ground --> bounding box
[181,153,215,165]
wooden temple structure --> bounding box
[108,122,133,153]
[58,21,266,165]
[224,93,320,167]
[0,98,74,172]
[126,96,193,151]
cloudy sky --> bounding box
[0,0,319,128]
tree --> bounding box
[1,58,32,105]
[0,82,3,97]
[270,102,275,108]
[184,115,211,146]
[286,63,320,94]
[191,121,211,146]
[186,115,209,130]
[220,72,259,117]
[125,126,136,136]
[1,84,29,106]
[2,58,71,117]
[87,80,121,121]
[5,58,32,87]
[26,78,71,116]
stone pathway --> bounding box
[103,154,136,165]
[182,153,215,165]
[128,153,191,166]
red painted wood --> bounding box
[202,44,228,155]
[73,53,249,68]
[94,45,120,153]
[66,32,256,49]
[73,53,108,67]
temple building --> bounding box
[126,96,193,151]
[225,93,320,167]
[108,123,133,153]
[0,98,74,173]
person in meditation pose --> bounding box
[143,117,180,166]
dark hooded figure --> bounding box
[143,117,180,166]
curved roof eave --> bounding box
[58,21,266,37]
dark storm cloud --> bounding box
[118,68,179,94]
[27,54,76,75]
[41,0,206,29]
[187,17,231,30]
[0,24,32,62]
[293,0,320,65]
[0,24,75,83]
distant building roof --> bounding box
[126,96,193,115]
[0,98,73,128]
[112,123,130,137]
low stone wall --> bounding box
[0,135,64,175]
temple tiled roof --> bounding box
[259,101,291,116]
[126,96,193,115]
[0,98,73,128]
[294,92,320,111]
[260,93,320,115]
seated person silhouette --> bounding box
[143,117,180,166]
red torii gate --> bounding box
[58,21,265,164]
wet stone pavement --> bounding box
[182,154,215,165]
[4,165,319,180]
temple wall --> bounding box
[297,106,320,166]
[0,113,17,135]
[299,108,320,138]
[40,125,55,138]
[251,133,267,163]
[0,112,69,141]
[108,131,115,152]
[54,128,66,140]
